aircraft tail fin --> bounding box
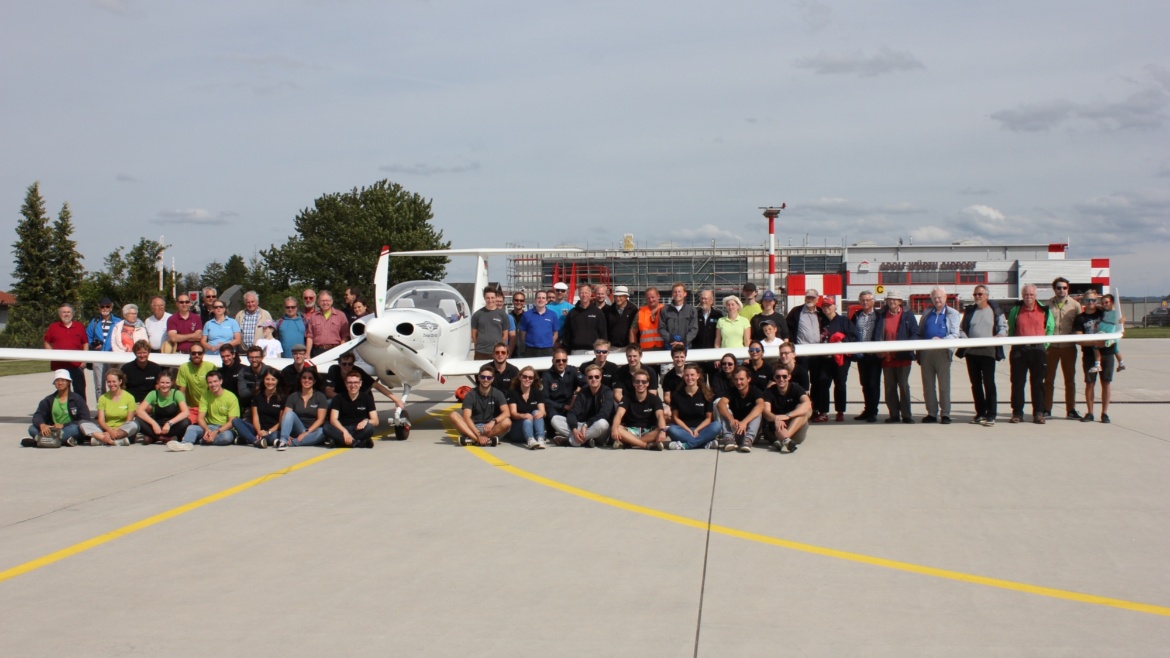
[375,245,390,318]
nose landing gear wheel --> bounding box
[394,410,411,441]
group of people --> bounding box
[453,275,1126,451]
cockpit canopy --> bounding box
[383,281,469,324]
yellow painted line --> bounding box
[0,449,347,583]
[432,407,1170,617]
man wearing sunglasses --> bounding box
[275,296,307,357]
[542,347,582,433]
[198,288,218,324]
[958,285,1008,426]
[175,346,215,405]
[85,296,121,398]
[764,365,812,453]
[167,293,203,354]
[615,344,659,403]
[451,364,511,447]
[552,363,615,447]
[486,342,520,391]
[581,339,620,390]
[1044,277,1083,419]
[611,368,669,450]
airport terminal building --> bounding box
[507,239,1109,312]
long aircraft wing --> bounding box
[427,331,1122,377]
[0,348,294,370]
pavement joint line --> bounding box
[0,449,349,584]
[430,407,1170,618]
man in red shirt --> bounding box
[1008,284,1054,424]
[43,303,90,402]
[305,290,350,357]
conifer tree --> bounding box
[49,202,84,304]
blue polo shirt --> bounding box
[203,317,241,349]
[275,314,307,357]
[546,300,573,331]
[519,307,558,349]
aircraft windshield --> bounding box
[383,282,468,324]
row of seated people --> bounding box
[451,341,812,453]
[24,341,405,451]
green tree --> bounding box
[81,238,167,311]
[49,202,84,304]
[224,254,248,289]
[200,261,226,291]
[3,182,58,346]
[262,179,449,292]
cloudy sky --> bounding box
[2,0,1168,295]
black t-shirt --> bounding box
[671,387,712,426]
[661,369,684,401]
[218,362,243,396]
[123,360,161,402]
[616,364,659,399]
[330,390,376,426]
[725,385,765,420]
[746,361,773,391]
[1072,309,1105,336]
[619,394,663,429]
[507,386,546,415]
[710,372,735,399]
[582,360,620,390]
[325,365,375,394]
[281,363,320,392]
[251,391,284,428]
[766,382,808,416]
[490,362,520,392]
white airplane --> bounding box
[0,245,1122,435]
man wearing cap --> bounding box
[546,283,574,331]
[518,290,558,358]
[604,285,638,349]
[166,293,203,354]
[275,296,307,357]
[23,370,91,447]
[875,290,920,423]
[280,344,319,392]
[659,282,698,350]
[143,296,171,352]
[740,283,762,322]
[85,297,121,399]
[44,303,89,403]
[235,291,273,351]
[916,286,961,424]
[750,290,788,343]
[786,289,831,422]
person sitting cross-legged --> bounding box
[765,365,813,454]
[665,364,722,450]
[611,367,669,450]
[451,364,511,447]
[172,370,238,450]
[324,370,380,448]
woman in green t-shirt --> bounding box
[135,370,191,445]
[81,369,140,446]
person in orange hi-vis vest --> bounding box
[633,287,665,351]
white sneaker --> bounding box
[166,440,193,452]
[526,438,539,450]
[667,441,684,450]
[1088,363,1101,374]
[90,437,102,446]
[535,439,547,450]
[276,438,289,451]
[114,437,130,446]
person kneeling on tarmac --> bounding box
[764,364,812,453]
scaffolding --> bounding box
[506,244,843,307]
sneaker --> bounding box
[812,413,829,424]
[585,437,596,448]
[865,415,876,423]
[1043,410,1052,418]
[721,443,737,452]
[257,437,268,449]
[166,440,193,452]
[772,439,786,452]
[651,441,664,451]
[526,438,539,450]
[738,444,752,453]
[489,436,499,447]
[1009,415,1023,424]
[1100,413,1111,424]
[324,437,335,449]
[940,416,952,425]
[884,417,901,424]
[65,437,78,447]
[786,438,797,453]
[90,437,102,446]
[276,438,289,451]
[981,418,996,427]
[610,439,623,450]
[922,416,938,424]
[459,435,474,446]
[1033,413,1046,424]
[535,439,548,450]
[20,438,37,448]
[1088,363,1101,374]
[114,437,130,446]
[901,417,915,424]
[1116,361,1126,372]
[705,441,718,449]
[1081,413,1095,423]
[835,412,845,422]
[668,441,685,450]
[969,416,983,425]
[1066,410,1082,420]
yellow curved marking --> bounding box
[0,450,348,583]
[436,409,1170,617]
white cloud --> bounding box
[794,47,925,77]
[1073,191,1170,242]
[910,225,952,244]
[669,223,748,244]
[991,68,1170,132]
[953,204,1030,238]
[800,197,925,216]
[152,209,237,226]
[380,161,481,175]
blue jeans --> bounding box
[182,423,236,445]
[280,413,325,447]
[665,422,721,449]
[508,416,546,442]
[27,424,81,442]
[231,418,283,446]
